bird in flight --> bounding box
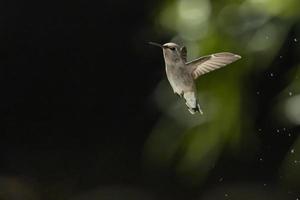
[149,42,241,114]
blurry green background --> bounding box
[145,0,300,199]
[1,0,300,199]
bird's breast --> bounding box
[165,65,194,92]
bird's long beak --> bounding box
[148,42,163,48]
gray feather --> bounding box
[186,52,241,79]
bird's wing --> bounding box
[186,52,241,79]
[180,46,187,62]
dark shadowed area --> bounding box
[0,0,300,199]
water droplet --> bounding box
[225,194,229,197]
[276,129,280,133]
[270,73,274,77]
[279,55,283,59]
[294,160,298,164]
[258,128,262,132]
[294,38,298,42]
[289,92,293,96]
[219,177,223,182]
[283,127,286,131]
[263,183,267,186]
[256,91,260,95]
[259,158,263,161]
[291,149,295,154]
[288,133,291,137]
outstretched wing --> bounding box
[180,46,187,62]
[186,52,241,79]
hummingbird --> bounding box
[149,42,241,114]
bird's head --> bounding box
[149,42,182,64]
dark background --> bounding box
[0,0,300,199]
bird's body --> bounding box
[164,52,200,114]
[149,42,241,114]
[165,59,194,96]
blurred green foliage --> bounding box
[144,0,300,191]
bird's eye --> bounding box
[170,47,175,51]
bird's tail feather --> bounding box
[184,92,203,115]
